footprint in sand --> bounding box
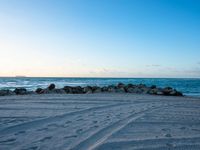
[65,121,72,124]
[88,114,93,117]
[165,133,172,138]
[77,115,82,119]
[47,123,59,128]
[93,120,98,124]
[39,136,52,142]
[64,135,77,139]
[76,118,84,121]
[0,138,16,144]
[93,125,99,128]
[48,123,67,129]
[37,127,48,131]
[180,127,186,130]
[192,128,200,132]
[15,130,26,135]
[76,129,83,134]
[166,143,174,148]
[106,118,111,121]
[162,128,171,132]
[23,146,38,150]
[116,114,121,117]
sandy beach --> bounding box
[0,94,200,150]
[1,0,199,149]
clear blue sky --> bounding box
[0,0,199,77]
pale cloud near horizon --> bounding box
[0,45,199,77]
[0,65,199,78]
[146,64,161,67]
[77,66,200,78]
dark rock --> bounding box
[175,91,183,96]
[141,87,150,94]
[107,85,116,92]
[0,90,15,96]
[35,87,70,94]
[124,84,135,92]
[39,88,65,94]
[63,86,83,94]
[148,88,158,95]
[162,87,173,95]
[165,86,173,90]
[117,83,125,88]
[133,87,143,93]
[48,84,56,90]
[53,89,66,94]
[35,88,43,94]
[115,87,125,93]
[126,87,134,93]
[156,88,164,95]
[126,86,143,93]
[63,86,73,93]
[39,89,50,94]
[86,90,92,94]
[101,86,108,92]
[127,84,134,88]
[0,83,183,97]
[83,86,92,94]
[72,86,84,94]
[26,91,36,95]
[91,86,99,92]
[169,89,183,96]
[138,84,146,88]
[14,88,27,95]
[93,87,102,93]
[151,85,157,89]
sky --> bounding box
[0,0,200,78]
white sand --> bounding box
[0,94,200,150]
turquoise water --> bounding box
[0,77,200,96]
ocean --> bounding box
[0,77,200,96]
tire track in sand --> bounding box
[70,105,166,150]
[0,103,130,135]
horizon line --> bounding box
[0,76,199,79]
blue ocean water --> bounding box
[0,77,200,96]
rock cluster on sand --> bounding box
[0,83,183,96]
[0,90,15,96]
